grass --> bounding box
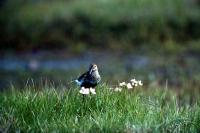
[0,83,200,132]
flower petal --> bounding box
[114,87,122,92]
[126,83,133,89]
[130,79,137,83]
[119,82,126,86]
[90,88,96,94]
[138,80,143,86]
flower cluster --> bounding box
[111,78,143,92]
[79,87,96,95]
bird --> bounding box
[75,64,101,89]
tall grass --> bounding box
[0,84,199,132]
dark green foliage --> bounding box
[1,0,200,51]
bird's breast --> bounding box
[92,71,101,82]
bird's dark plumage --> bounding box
[75,64,101,88]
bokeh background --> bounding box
[0,0,200,100]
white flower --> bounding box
[79,87,90,95]
[138,80,143,86]
[119,82,126,87]
[90,88,96,94]
[109,87,113,90]
[131,79,138,85]
[132,81,138,86]
[114,87,122,92]
[126,83,133,89]
[131,78,136,82]
[134,83,138,87]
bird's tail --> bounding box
[75,79,83,86]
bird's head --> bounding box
[89,64,98,74]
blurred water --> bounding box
[0,55,150,71]
[0,52,200,90]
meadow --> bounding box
[0,0,200,132]
[0,83,200,132]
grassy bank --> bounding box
[0,84,199,132]
[1,0,200,51]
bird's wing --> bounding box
[77,71,89,81]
